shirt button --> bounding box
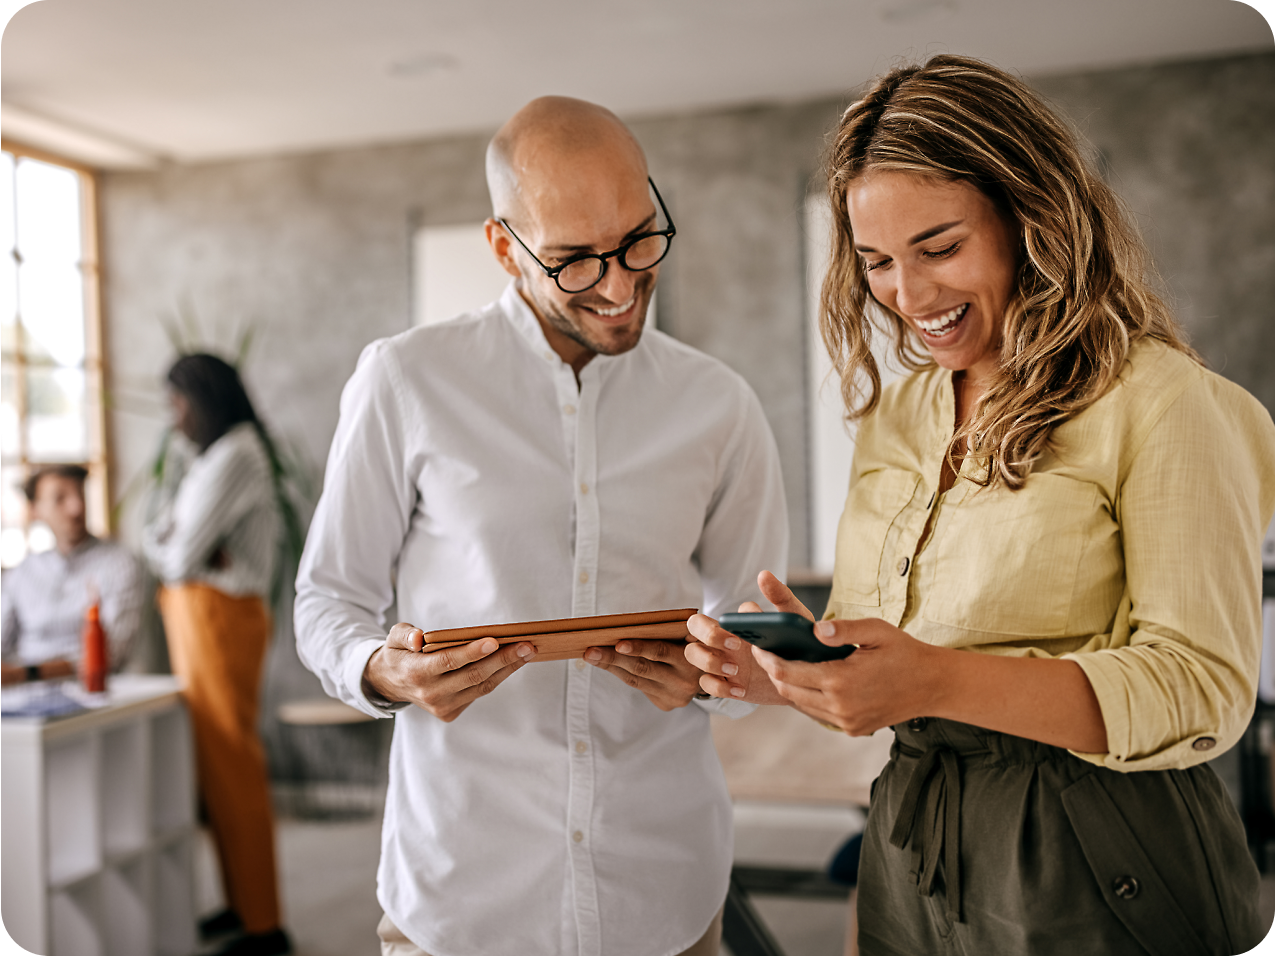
[543,350,555,361]
[1192,737,1217,752]
[572,830,584,843]
[580,482,589,494]
[1112,875,1139,900]
[897,556,910,576]
[574,659,586,671]
[575,741,588,754]
[563,403,576,415]
[908,717,928,732]
[579,571,589,584]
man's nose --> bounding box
[594,259,638,303]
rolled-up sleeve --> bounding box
[1065,378,1275,771]
[294,341,418,717]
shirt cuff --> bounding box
[1063,650,1231,771]
[345,637,407,717]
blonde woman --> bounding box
[688,56,1275,953]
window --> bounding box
[0,142,107,567]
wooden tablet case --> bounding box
[421,608,698,662]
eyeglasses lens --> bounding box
[557,259,606,293]
[622,234,669,271]
[554,234,671,293]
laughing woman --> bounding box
[688,56,1275,954]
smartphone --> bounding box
[717,612,855,663]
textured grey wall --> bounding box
[99,51,1275,719]
[1033,54,1275,412]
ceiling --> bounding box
[1,0,1272,169]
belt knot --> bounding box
[888,745,962,923]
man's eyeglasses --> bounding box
[498,178,676,294]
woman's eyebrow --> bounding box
[854,219,965,254]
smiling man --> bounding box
[294,97,788,956]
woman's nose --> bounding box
[892,266,938,317]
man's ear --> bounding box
[484,218,522,279]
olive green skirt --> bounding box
[857,718,1265,955]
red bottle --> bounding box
[82,603,107,693]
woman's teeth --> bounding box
[588,297,635,317]
[915,303,968,336]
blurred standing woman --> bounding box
[145,353,291,956]
[689,56,1275,954]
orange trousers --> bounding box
[159,583,282,934]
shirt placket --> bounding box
[559,363,602,956]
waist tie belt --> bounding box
[888,745,962,923]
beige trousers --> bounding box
[377,906,724,956]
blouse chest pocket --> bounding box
[925,473,1107,638]
[829,469,921,608]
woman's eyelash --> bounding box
[924,241,960,259]
[861,241,960,273]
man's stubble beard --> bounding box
[526,271,656,358]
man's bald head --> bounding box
[486,96,648,224]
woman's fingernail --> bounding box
[723,663,739,676]
[730,687,745,698]
[814,622,834,638]
[725,637,741,650]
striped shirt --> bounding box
[143,422,279,599]
[1,535,146,668]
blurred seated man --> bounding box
[1,464,145,684]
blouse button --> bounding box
[908,717,928,732]
[927,492,936,508]
[897,556,910,576]
[1192,737,1217,752]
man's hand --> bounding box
[583,639,704,711]
[362,623,536,723]
[684,570,807,706]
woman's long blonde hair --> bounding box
[821,54,1197,489]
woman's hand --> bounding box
[752,617,940,735]
[685,570,807,705]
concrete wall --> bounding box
[99,51,1275,726]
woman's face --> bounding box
[846,171,1019,388]
[167,388,197,443]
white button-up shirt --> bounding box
[295,283,788,956]
[142,423,279,599]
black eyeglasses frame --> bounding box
[497,177,676,294]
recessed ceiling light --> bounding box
[387,52,460,79]
[879,0,957,22]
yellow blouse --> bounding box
[825,339,1275,772]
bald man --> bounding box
[295,97,788,956]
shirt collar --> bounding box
[498,280,640,381]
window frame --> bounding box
[1,137,111,565]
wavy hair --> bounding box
[821,54,1197,489]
